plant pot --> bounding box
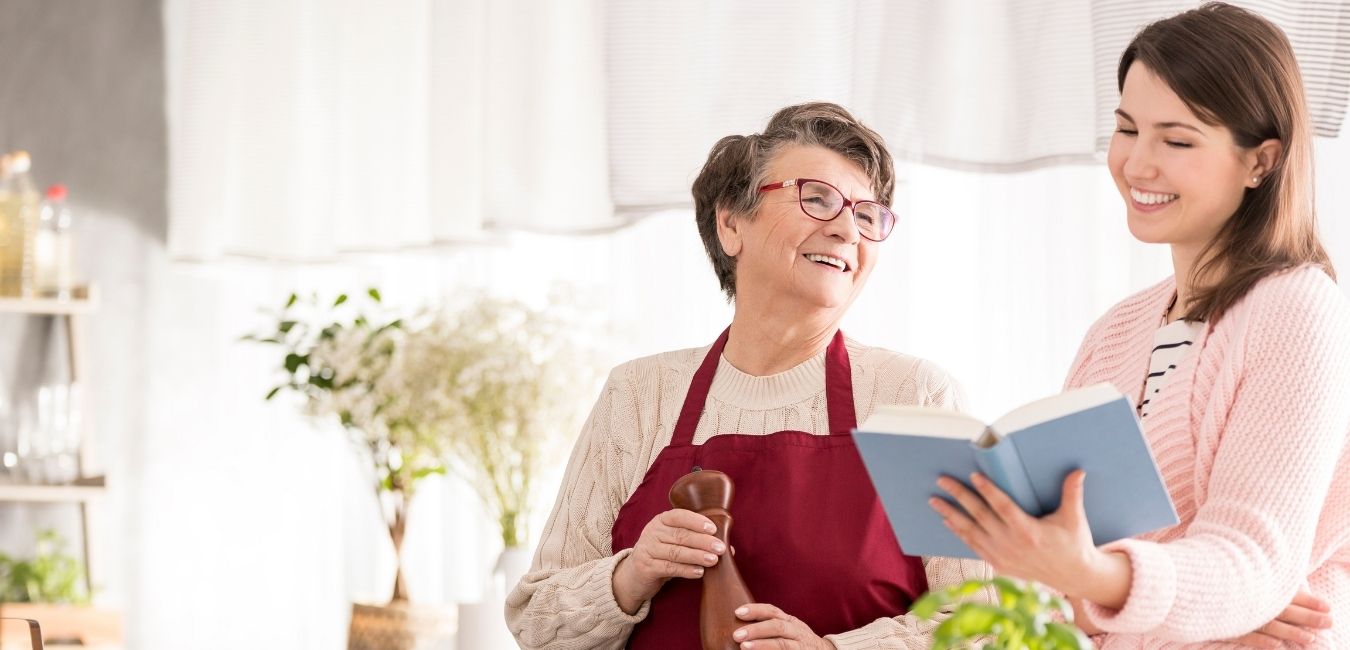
[455,546,532,650]
[495,547,531,596]
[0,603,122,649]
[347,601,454,650]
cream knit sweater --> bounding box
[1067,267,1350,648]
[505,338,994,649]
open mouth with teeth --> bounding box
[804,253,851,272]
[1130,187,1179,206]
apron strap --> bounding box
[671,328,858,446]
[824,329,858,435]
[670,328,731,446]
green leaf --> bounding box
[334,293,348,307]
[278,320,298,333]
[264,386,282,400]
[368,288,382,302]
[284,353,306,374]
[948,604,1009,636]
[413,466,447,481]
[1045,622,1094,649]
[909,591,946,618]
[993,576,1027,608]
[285,293,298,308]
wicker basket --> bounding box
[347,601,454,650]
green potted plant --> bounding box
[0,529,121,647]
[250,289,458,650]
[250,289,594,650]
[911,577,1094,649]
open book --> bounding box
[853,383,1178,559]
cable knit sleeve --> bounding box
[505,365,649,649]
[920,360,969,413]
[1082,272,1350,640]
[825,557,996,650]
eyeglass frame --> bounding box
[756,178,897,242]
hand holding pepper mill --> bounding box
[669,468,754,650]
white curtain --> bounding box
[607,0,1350,213]
[164,0,613,262]
[166,0,1349,258]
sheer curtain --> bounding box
[163,0,613,262]
[166,1,1349,257]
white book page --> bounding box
[858,405,987,441]
[990,382,1122,435]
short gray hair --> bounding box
[691,102,894,300]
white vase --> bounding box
[495,547,531,595]
[455,547,532,650]
[454,600,515,650]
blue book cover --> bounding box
[853,383,1179,559]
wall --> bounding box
[0,0,165,632]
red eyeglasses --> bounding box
[757,178,896,242]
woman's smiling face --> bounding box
[720,145,881,312]
[1108,63,1264,257]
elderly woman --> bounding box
[506,102,989,649]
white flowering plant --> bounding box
[247,289,592,601]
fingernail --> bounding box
[734,629,746,640]
[712,542,726,553]
[971,473,985,485]
[704,553,718,564]
[928,497,942,508]
[704,522,716,533]
[736,606,748,616]
[694,567,704,577]
[743,642,754,649]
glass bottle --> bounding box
[0,153,16,296]
[8,151,41,297]
[35,184,75,298]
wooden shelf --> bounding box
[0,477,106,503]
[0,285,97,315]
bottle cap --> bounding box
[45,184,67,201]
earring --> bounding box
[1252,176,1260,185]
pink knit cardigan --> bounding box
[1064,266,1350,648]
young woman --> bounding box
[932,3,1350,648]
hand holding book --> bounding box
[930,469,1132,609]
[852,382,1178,560]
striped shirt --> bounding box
[1138,318,1204,418]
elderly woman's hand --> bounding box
[732,603,833,649]
[612,509,727,614]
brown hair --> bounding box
[691,102,894,300]
[1119,2,1334,322]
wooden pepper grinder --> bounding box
[668,468,754,650]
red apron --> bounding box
[611,328,928,648]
